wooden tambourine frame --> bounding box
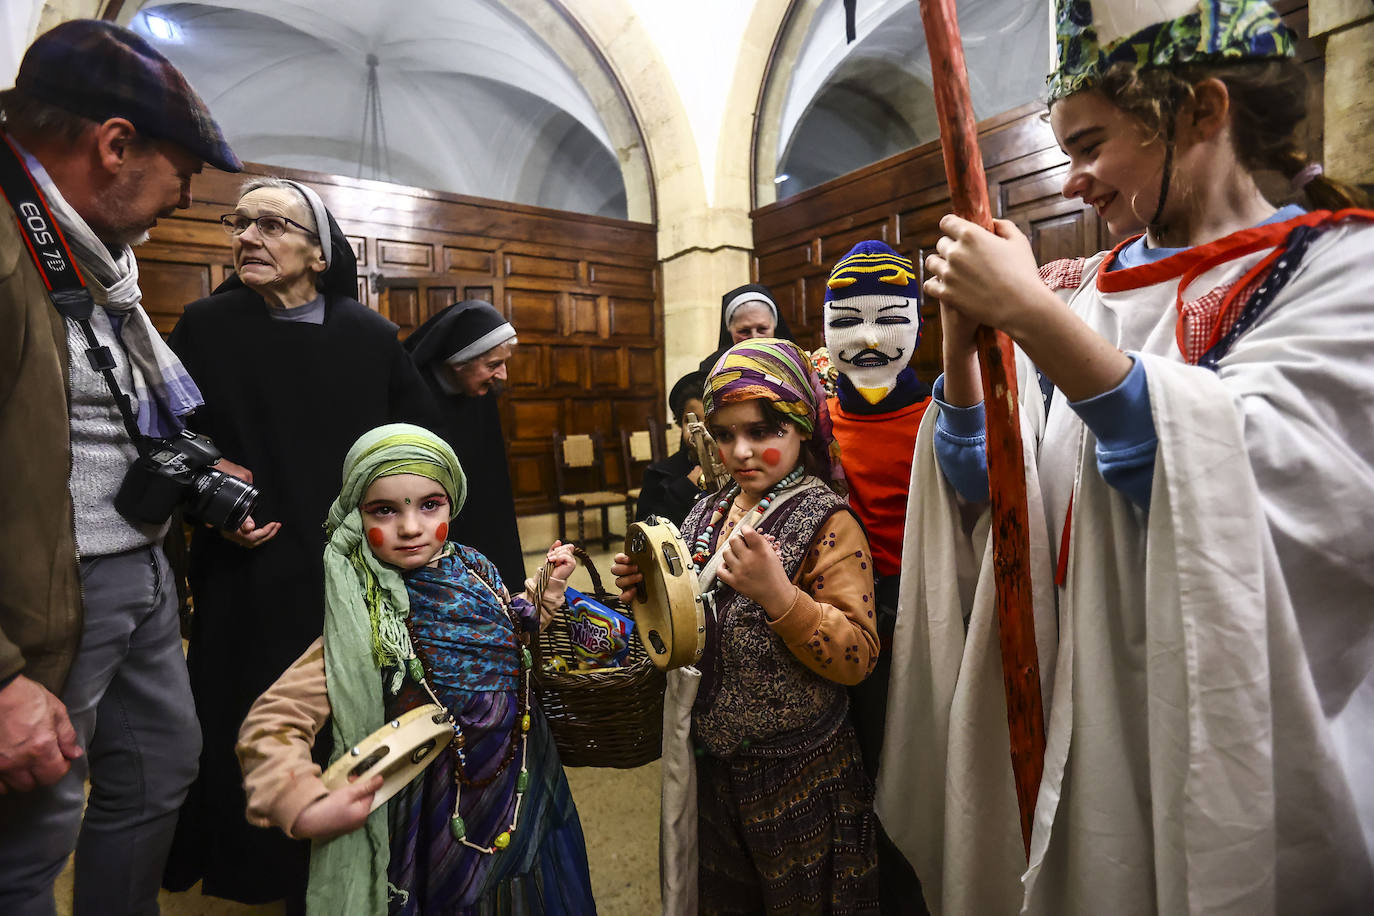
[625,517,706,671]
[321,703,453,812]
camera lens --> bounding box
[186,468,260,531]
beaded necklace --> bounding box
[690,465,805,572]
[403,568,533,855]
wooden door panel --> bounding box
[507,289,559,334]
[567,294,600,336]
[551,348,584,387]
[609,297,654,337]
[588,348,623,389]
[506,343,544,389]
[427,286,457,320]
[820,219,890,263]
[140,260,211,334]
[505,253,578,281]
[378,239,434,271]
[445,246,495,273]
[509,399,562,439]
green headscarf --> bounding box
[308,423,466,916]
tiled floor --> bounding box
[56,546,660,916]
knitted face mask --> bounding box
[822,240,921,405]
[824,293,919,404]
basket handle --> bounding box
[569,543,607,595]
[532,543,610,599]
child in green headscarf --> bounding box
[236,423,595,915]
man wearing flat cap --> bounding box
[0,19,242,914]
[404,300,526,590]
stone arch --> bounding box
[754,0,1051,206]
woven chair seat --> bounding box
[558,490,627,508]
[627,487,641,500]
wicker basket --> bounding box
[532,546,665,767]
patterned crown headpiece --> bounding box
[1047,0,1295,101]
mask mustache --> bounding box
[841,347,902,368]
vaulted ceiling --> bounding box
[132,0,629,217]
[775,0,1050,197]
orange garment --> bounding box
[828,395,930,577]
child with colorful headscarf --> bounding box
[614,338,882,914]
[236,424,595,915]
[880,1,1374,913]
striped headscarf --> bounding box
[312,423,466,916]
[704,337,844,485]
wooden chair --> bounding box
[552,431,629,550]
[647,415,670,463]
[619,426,658,526]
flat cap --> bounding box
[15,19,241,172]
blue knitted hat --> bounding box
[823,240,920,303]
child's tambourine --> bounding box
[320,703,453,812]
[624,516,706,671]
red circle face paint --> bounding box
[366,527,385,548]
[435,522,449,541]
[762,447,782,466]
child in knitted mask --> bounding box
[823,240,923,405]
[236,423,595,915]
[613,338,882,914]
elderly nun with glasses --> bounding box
[161,177,443,908]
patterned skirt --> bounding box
[696,718,880,915]
[386,697,595,915]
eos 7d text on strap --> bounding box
[0,131,144,448]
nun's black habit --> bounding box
[696,282,795,374]
[403,300,526,591]
[162,189,442,904]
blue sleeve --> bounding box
[932,375,990,502]
[1067,354,1156,510]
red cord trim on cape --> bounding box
[1094,209,1374,294]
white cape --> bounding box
[879,219,1374,914]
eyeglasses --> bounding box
[218,213,318,239]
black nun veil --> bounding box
[403,301,526,590]
[697,282,795,374]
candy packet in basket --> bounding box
[565,587,635,669]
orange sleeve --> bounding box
[765,510,880,685]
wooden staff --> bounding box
[917,0,1046,857]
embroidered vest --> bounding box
[683,478,851,758]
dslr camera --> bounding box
[115,429,260,531]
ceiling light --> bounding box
[773,173,790,183]
[143,13,181,43]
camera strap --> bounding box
[0,133,147,454]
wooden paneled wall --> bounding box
[752,0,1320,382]
[138,164,661,516]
